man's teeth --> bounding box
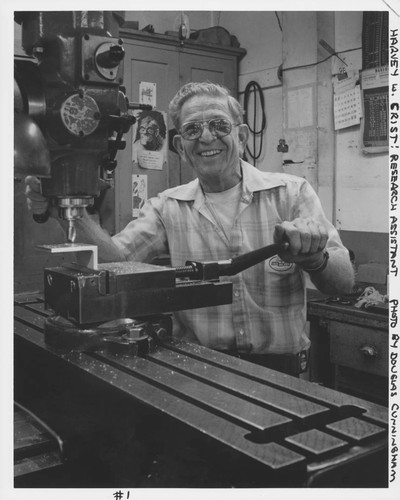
[199,150,221,157]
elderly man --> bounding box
[26,82,354,376]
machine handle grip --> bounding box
[177,242,290,280]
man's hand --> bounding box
[25,176,55,218]
[273,217,328,268]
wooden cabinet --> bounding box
[114,29,246,232]
[329,321,388,377]
[307,293,388,406]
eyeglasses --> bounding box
[139,126,159,135]
[180,118,239,141]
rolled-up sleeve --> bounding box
[112,197,169,263]
[293,179,346,252]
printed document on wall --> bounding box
[333,86,363,130]
[361,66,388,151]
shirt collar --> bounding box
[164,160,285,204]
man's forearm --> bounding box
[59,211,126,263]
[307,248,355,295]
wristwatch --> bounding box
[302,249,329,274]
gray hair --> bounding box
[168,82,244,130]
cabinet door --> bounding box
[179,51,238,95]
[115,40,180,232]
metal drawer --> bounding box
[329,321,388,377]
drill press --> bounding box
[14,11,148,242]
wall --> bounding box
[218,11,284,173]
[124,11,213,34]
[334,12,388,233]
[333,12,387,270]
[281,12,319,196]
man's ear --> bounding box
[173,134,185,157]
[238,124,249,155]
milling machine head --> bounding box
[14,11,135,241]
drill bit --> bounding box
[67,220,76,243]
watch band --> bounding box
[302,249,329,274]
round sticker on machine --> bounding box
[268,256,294,272]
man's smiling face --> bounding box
[173,95,249,192]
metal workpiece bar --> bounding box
[37,243,99,270]
[14,293,45,305]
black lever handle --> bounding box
[218,242,289,276]
[175,242,289,281]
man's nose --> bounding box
[198,123,215,142]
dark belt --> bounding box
[219,349,309,377]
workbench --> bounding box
[307,290,389,406]
[14,292,389,487]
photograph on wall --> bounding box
[132,109,168,170]
[132,174,148,218]
[139,81,157,107]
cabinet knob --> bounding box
[360,345,378,358]
[319,318,329,329]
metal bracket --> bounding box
[37,243,98,270]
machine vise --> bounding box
[39,242,288,354]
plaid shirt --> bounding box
[113,161,347,354]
